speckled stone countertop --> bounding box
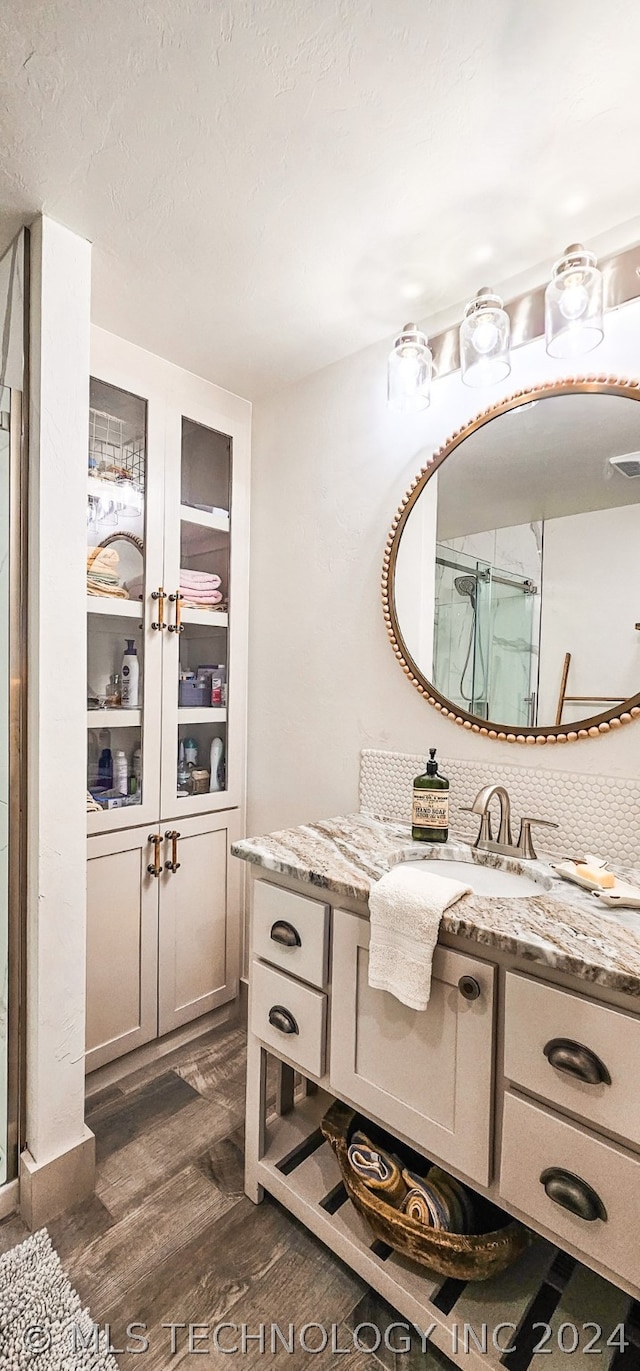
[232,813,640,997]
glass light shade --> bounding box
[545,244,604,358]
[460,289,511,387]
[387,323,432,412]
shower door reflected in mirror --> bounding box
[433,540,539,726]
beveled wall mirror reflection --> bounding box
[382,380,640,743]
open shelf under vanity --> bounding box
[259,1087,636,1371]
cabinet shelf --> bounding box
[180,503,229,534]
[87,709,141,728]
[180,606,228,628]
[257,1088,631,1371]
[87,596,143,620]
[177,706,226,726]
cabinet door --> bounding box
[86,826,160,1071]
[158,809,241,1034]
[87,336,166,836]
[330,910,496,1185]
[160,389,250,821]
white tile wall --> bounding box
[360,749,640,867]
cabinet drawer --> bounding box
[252,880,329,989]
[504,972,640,1148]
[500,1091,640,1286]
[250,959,326,1077]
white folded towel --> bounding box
[368,864,471,1011]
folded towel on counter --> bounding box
[368,864,471,1011]
[347,1130,407,1204]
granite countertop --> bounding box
[232,813,640,997]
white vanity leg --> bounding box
[276,1061,295,1116]
[245,1031,267,1203]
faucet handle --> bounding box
[459,805,492,846]
[517,816,559,860]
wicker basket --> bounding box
[321,1100,530,1282]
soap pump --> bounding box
[412,748,449,843]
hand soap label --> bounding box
[412,788,449,830]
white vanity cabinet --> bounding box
[330,909,496,1184]
[86,328,250,1070]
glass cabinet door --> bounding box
[161,410,233,817]
[87,377,162,831]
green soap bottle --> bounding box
[412,748,449,843]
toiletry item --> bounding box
[197,664,227,706]
[190,767,210,795]
[121,639,139,708]
[97,746,113,790]
[105,672,121,708]
[177,741,193,797]
[132,746,142,785]
[184,736,198,767]
[575,863,615,889]
[412,748,449,842]
[209,737,224,792]
[114,749,128,796]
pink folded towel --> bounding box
[179,587,223,604]
[179,569,221,589]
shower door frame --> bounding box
[3,383,26,1193]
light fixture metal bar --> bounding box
[430,242,640,380]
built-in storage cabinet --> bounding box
[87,371,247,830]
[87,811,241,1071]
[86,330,250,1070]
[330,909,496,1185]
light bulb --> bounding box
[387,324,432,411]
[459,289,511,387]
[558,276,589,322]
[471,317,499,355]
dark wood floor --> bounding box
[0,1020,441,1368]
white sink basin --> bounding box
[411,858,543,898]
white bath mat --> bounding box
[0,1228,117,1369]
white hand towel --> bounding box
[368,865,471,1011]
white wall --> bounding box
[26,217,91,1167]
[538,504,640,724]
[249,298,640,838]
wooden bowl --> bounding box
[321,1101,530,1282]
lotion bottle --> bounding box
[412,748,449,843]
[209,737,224,792]
[121,639,139,708]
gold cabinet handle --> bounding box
[147,833,162,877]
[151,587,166,630]
[168,590,184,634]
[164,829,181,873]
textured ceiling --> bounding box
[2,1,640,397]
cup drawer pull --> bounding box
[540,1167,607,1223]
[268,1004,299,1036]
[543,1038,611,1086]
[270,920,302,949]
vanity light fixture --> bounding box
[387,323,432,412]
[545,243,604,358]
[459,287,511,387]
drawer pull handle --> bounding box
[458,975,481,1001]
[543,1038,611,1086]
[540,1167,607,1223]
[270,920,301,949]
[268,1005,299,1036]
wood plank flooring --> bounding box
[0,1019,440,1368]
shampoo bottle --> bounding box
[114,749,128,796]
[209,737,224,792]
[412,748,449,843]
[121,639,139,708]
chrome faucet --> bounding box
[461,784,558,860]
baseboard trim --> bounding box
[85,999,240,1097]
[19,1128,95,1230]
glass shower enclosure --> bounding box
[433,545,540,726]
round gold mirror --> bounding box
[382,379,640,743]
